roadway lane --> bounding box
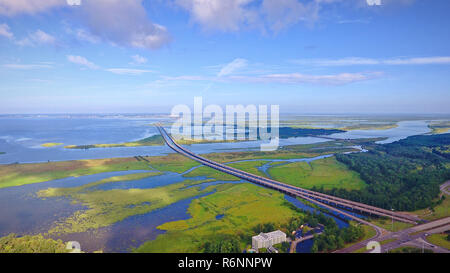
[337,217,450,253]
[157,125,418,224]
[440,181,450,196]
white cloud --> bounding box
[67,55,99,69]
[131,54,148,64]
[162,75,212,81]
[291,56,450,66]
[2,63,53,69]
[161,71,381,85]
[383,57,450,65]
[176,0,339,33]
[0,0,65,16]
[0,0,171,50]
[106,68,154,75]
[176,0,414,33]
[261,0,320,32]
[78,0,171,50]
[218,58,248,77]
[16,29,57,46]
[230,71,382,85]
[366,0,381,6]
[67,0,81,6]
[0,23,13,39]
[176,0,257,32]
[74,28,100,44]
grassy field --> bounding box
[183,160,268,181]
[0,136,381,190]
[38,176,221,234]
[0,157,150,189]
[183,165,239,181]
[426,233,450,249]
[267,157,367,191]
[0,234,70,253]
[379,238,397,245]
[202,139,367,164]
[368,218,414,232]
[0,154,199,189]
[39,172,163,197]
[142,154,200,173]
[388,246,433,253]
[134,182,302,253]
[413,193,450,221]
[41,143,63,148]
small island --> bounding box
[64,127,346,150]
[64,135,164,149]
[41,143,64,148]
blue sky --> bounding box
[0,0,449,114]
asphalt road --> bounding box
[440,181,450,196]
[337,217,450,253]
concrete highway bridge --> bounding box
[156,125,420,227]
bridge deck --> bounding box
[156,125,419,225]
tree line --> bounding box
[316,134,450,211]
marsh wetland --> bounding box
[0,114,449,253]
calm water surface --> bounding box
[0,117,434,252]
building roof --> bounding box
[252,230,286,241]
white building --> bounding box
[252,230,286,250]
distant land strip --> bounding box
[64,127,345,150]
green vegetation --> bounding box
[135,182,302,253]
[347,225,378,253]
[268,157,366,191]
[38,177,219,234]
[429,121,450,134]
[311,222,365,253]
[203,236,241,253]
[272,242,290,253]
[39,172,163,197]
[0,152,4,155]
[426,233,450,249]
[388,246,433,253]
[0,136,379,190]
[63,126,345,149]
[278,127,345,138]
[183,160,268,181]
[65,134,164,149]
[41,143,63,147]
[414,195,449,221]
[339,123,398,131]
[0,234,69,253]
[285,116,399,131]
[379,238,397,245]
[0,157,152,189]
[183,165,239,181]
[0,154,199,189]
[329,134,450,211]
[142,154,200,173]
[203,139,372,163]
[368,218,414,232]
